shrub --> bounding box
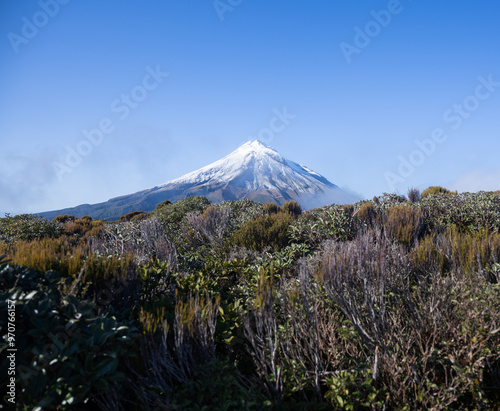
[289,205,357,247]
[80,215,92,223]
[155,199,172,209]
[355,201,378,227]
[263,202,280,215]
[0,262,138,409]
[421,185,455,198]
[120,210,148,222]
[231,213,293,252]
[281,200,302,217]
[0,214,63,242]
[375,193,407,210]
[412,234,451,275]
[184,205,232,248]
[384,204,424,247]
[96,217,177,265]
[407,187,421,203]
[53,214,76,224]
[153,196,211,225]
[81,253,138,310]
[321,229,500,409]
[219,200,263,232]
[420,191,500,232]
[0,237,86,276]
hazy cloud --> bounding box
[450,169,500,193]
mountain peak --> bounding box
[39,140,359,220]
[234,140,277,156]
[239,139,273,150]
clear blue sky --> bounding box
[1,0,499,214]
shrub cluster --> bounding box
[1,190,499,409]
[0,214,63,242]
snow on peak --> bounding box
[239,139,273,151]
[161,140,336,193]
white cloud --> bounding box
[450,169,500,193]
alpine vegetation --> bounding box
[1,189,499,409]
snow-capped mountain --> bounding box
[40,141,358,220]
[157,140,350,205]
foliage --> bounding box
[421,185,456,198]
[355,201,378,227]
[289,204,357,247]
[281,200,302,216]
[172,358,267,410]
[231,212,293,252]
[384,204,424,247]
[1,190,500,409]
[263,202,280,215]
[420,191,500,232]
[53,214,76,224]
[407,187,421,203]
[0,213,63,242]
[152,195,211,225]
[0,236,86,276]
[373,192,408,210]
[120,210,149,222]
[0,262,138,409]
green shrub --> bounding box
[0,262,138,409]
[219,200,263,232]
[420,191,500,232]
[81,253,138,309]
[53,214,76,224]
[412,234,451,275]
[153,196,211,225]
[375,193,407,210]
[0,214,63,242]
[421,185,456,198]
[281,200,302,217]
[263,202,280,215]
[231,213,293,252]
[120,210,148,222]
[289,205,357,247]
[172,358,267,410]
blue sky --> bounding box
[1,0,499,214]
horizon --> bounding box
[1,1,499,215]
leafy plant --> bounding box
[0,214,63,242]
[0,262,138,409]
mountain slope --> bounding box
[39,141,358,220]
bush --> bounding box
[53,214,76,224]
[321,229,500,409]
[281,200,302,217]
[420,191,500,232]
[61,215,97,237]
[384,204,424,247]
[263,202,280,215]
[120,210,148,222]
[289,205,357,247]
[355,201,378,227]
[2,194,499,409]
[0,262,138,409]
[0,236,86,276]
[231,213,293,252]
[0,214,63,242]
[407,187,421,203]
[184,205,232,248]
[421,185,456,198]
[153,196,211,225]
